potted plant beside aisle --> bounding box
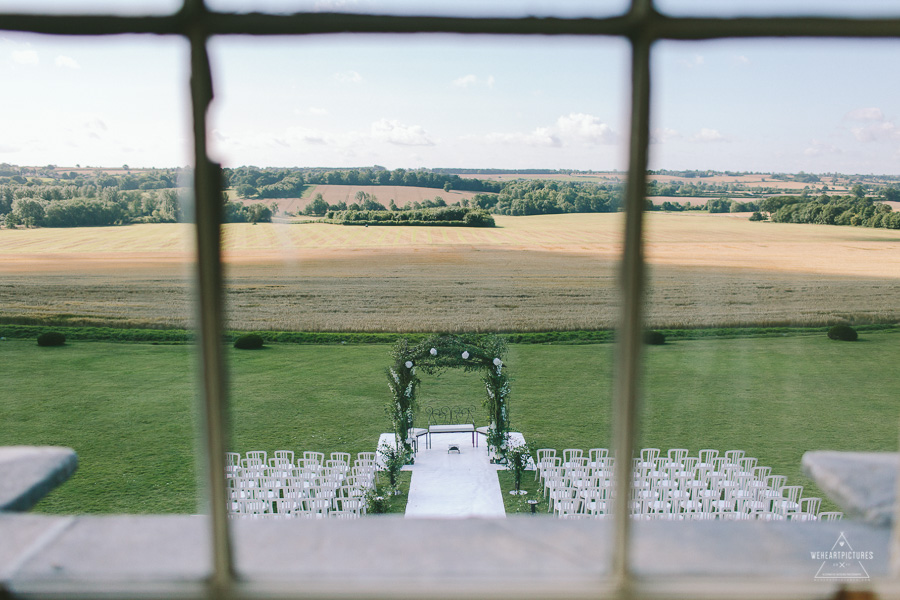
[506,441,532,495]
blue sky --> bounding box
[1,1,898,173]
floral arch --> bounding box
[387,334,510,458]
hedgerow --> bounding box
[0,324,896,346]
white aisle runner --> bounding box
[378,432,507,518]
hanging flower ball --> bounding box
[430,348,438,356]
[405,361,413,369]
[493,358,502,366]
[462,351,470,359]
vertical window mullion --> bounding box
[187,4,236,592]
[612,9,653,591]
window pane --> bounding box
[655,0,900,18]
[637,39,900,567]
[0,0,180,15]
[206,0,627,18]
[208,35,627,537]
[0,35,198,515]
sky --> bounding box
[1,0,899,174]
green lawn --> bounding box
[2,332,898,514]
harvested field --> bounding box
[0,214,898,331]
[306,185,487,209]
[450,171,865,193]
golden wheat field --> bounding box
[0,213,898,331]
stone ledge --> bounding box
[0,514,889,597]
[802,451,898,526]
[0,447,78,512]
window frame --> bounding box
[3,0,900,597]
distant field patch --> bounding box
[308,185,489,209]
[1,214,899,331]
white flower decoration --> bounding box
[430,348,438,356]
[462,351,470,359]
[493,358,502,366]
[405,361,413,369]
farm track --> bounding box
[1,214,898,332]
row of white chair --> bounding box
[537,448,842,522]
[226,450,378,518]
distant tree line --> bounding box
[467,180,621,215]
[2,163,899,227]
[225,166,503,200]
[324,206,495,227]
[303,190,456,216]
[0,166,275,228]
[756,193,900,229]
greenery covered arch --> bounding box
[387,334,510,456]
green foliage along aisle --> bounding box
[386,334,510,459]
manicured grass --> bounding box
[2,332,897,514]
[1,341,199,514]
[498,470,546,515]
[369,473,411,515]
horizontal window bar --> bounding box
[1,11,900,39]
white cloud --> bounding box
[481,128,561,148]
[84,118,108,132]
[333,70,362,84]
[803,140,842,157]
[452,74,495,89]
[473,113,615,148]
[690,128,727,143]
[851,121,899,143]
[678,54,704,68]
[54,55,80,69]
[733,55,750,65]
[312,0,360,10]
[650,127,680,144]
[12,49,39,65]
[840,107,899,143]
[452,74,478,88]
[308,106,329,116]
[556,113,615,144]
[371,119,435,146]
[282,126,330,146]
[845,107,885,122]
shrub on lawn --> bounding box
[37,332,66,347]
[644,330,666,345]
[827,325,858,341]
[233,333,265,349]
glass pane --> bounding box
[637,39,900,574]
[206,0,627,18]
[0,0,180,15]
[0,34,197,516]
[656,0,900,18]
[208,34,626,549]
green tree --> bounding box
[0,187,13,214]
[303,193,329,216]
[235,183,257,199]
[12,198,45,227]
